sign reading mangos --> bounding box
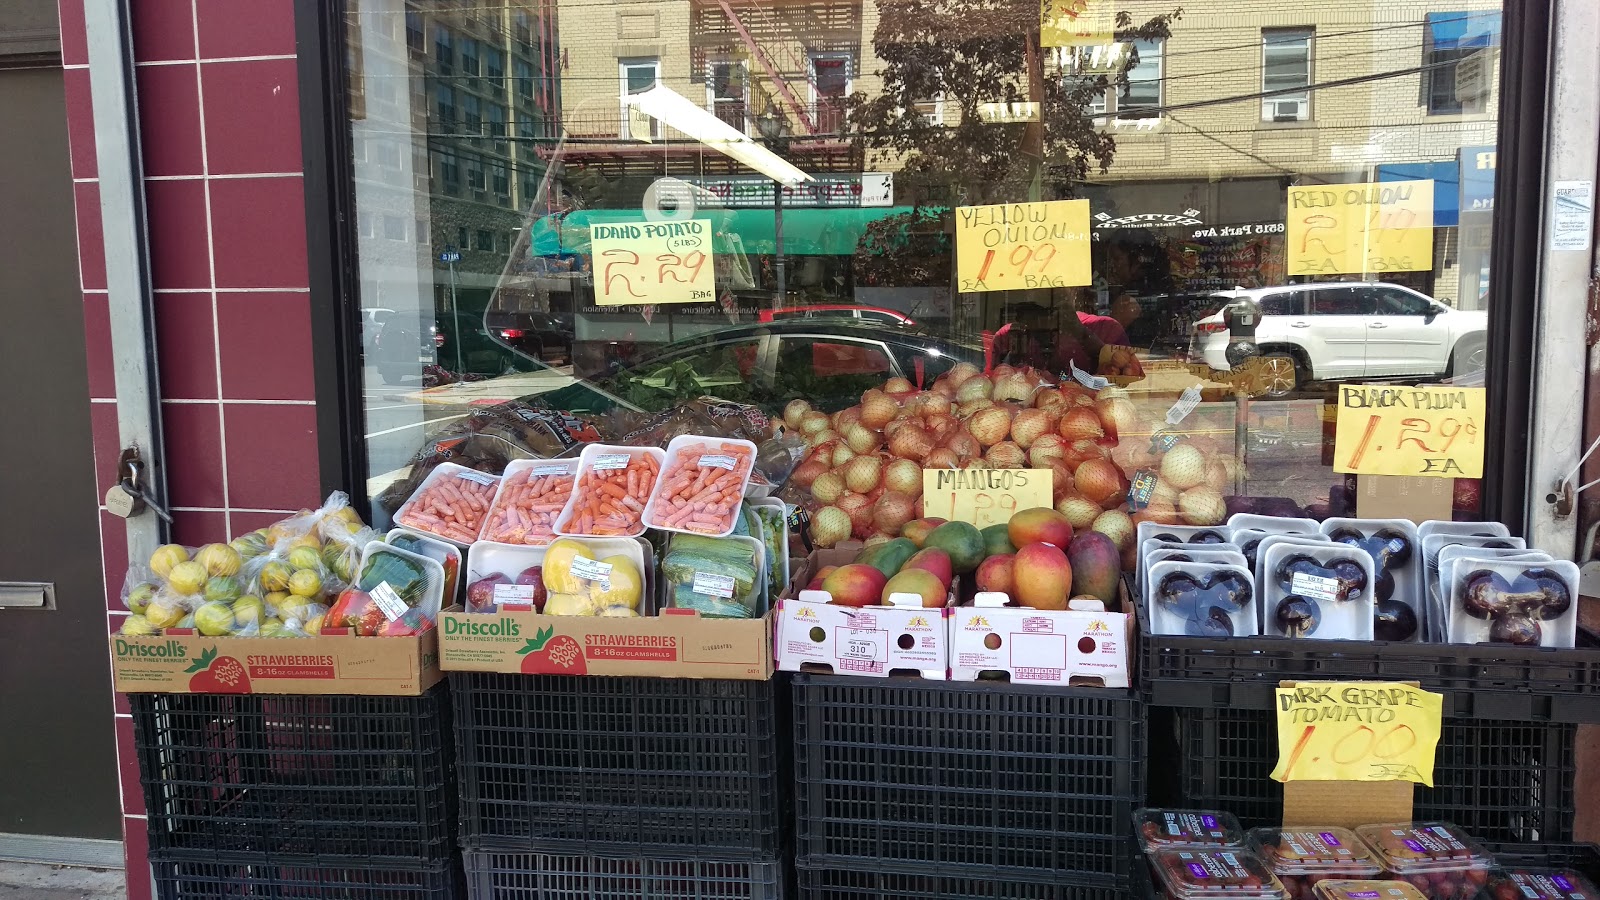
[590,219,716,305]
[1332,384,1487,478]
[921,468,1054,530]
[954,200,1091,293]
[1271,682,1443,785]
[1286,179,1434,275]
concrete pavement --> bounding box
[0,862,124,900]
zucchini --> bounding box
[661,550,757,598]
[668,533,754,563]
[672,585,755,618]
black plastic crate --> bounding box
[131,686,454,861]
[449,673,783,855]
[461,848,783,899]
[1139,603,1600,722]
[1485,842,1600,879]
[790,674,1145,882]
[796,859,1129,899]
[1170,707,1576,842]
[151,851,461,900]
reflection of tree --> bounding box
[854,208,951,287]
[849,1,1180,203]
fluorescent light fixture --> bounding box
[627,85,814,186]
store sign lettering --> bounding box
[1094,209,1203,229]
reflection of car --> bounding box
[484,310,573,366]
[372,310,519,384]
[534,319,980,415]
[757,305,915,326]
[361,307,396,355]
[1190,282,1488,396]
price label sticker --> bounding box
[692,572,736,599]
[699,454,737,471]
[1333,385,1487,478]
[531,465,571,477]
[493,583,537,609]
[1070,360,1108,389]
[1271,682,1443,785]
[592,454,631,471]
[840,632,884,661]
[1165,385,1202,425]
[571,557,614,584]
[456,469,498,486]
[1290,572,1342,604]
[370,582,409,622]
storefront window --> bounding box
[345,0,1503,533]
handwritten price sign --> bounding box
[1286,179,1434,275]
[1333,385,1487,478]
[590,219,716,306]
[921,468,1054,529]
[1271,682,1442,785]
[955,200,1091,294]
[1040,0,1113,47]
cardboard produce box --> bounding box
[948,590,1132,687]
[775,546,950,679]
[436,607,773,679]
[109,630,441,695]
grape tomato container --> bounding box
[1137,538,1244,597]
[1150,849,1288,900]
[1259,542,1377,641]
[1248,827,1383,883]
[1312,881,1430,900]
[1145,561,1258,638]
[1417,520,1511,541]
[1486,869,1599,900]
[1443,557,1579,649]
[642,435,760,537]
[481,458,580,546]
[392,461,502,547]
[1228,514,1324,539]
[1136,809,1246,851]
[1354,823,1493,900]
[554,445,667,539]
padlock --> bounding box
[106,482,146,518]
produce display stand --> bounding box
[789,674,1146,896]
[449,672,788,898]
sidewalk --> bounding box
[0,862,124,900]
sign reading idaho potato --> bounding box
[1271,682,1443,786]
[955,200,1091,293]
[1286,179,1434,275]
[590,219,716,305]
[1332,384,1487,478]
[922,468,1054,530]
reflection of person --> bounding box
[1110,293,1142,331]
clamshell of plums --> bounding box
[1445,558,1580,648]
[1259,542,1377,641]
[1146,560,1259,638]
[1137,538,1244,596]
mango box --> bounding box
[774,547,951,679]
[436,606,773,679]
[109,630,441,695]
[948,591,1132,687]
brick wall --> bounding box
[59,0,320,895]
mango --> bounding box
[981,523,1015,557]
[1013,543,1072,610]
[1067,531,1122,608]
[1008,507,1074,550]
[820,564,888,608]
[924,521,984,574]
[901,548,953,589]
[974,553,1016,596]
[881,569,947,608]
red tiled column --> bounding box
[60,0,318,895]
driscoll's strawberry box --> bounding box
[948,592,1131,687]
[435,607,773,680]
[774,547,951,679]
[109,631,441,695]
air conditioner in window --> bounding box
[1265,98,1308,122]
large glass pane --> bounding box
[346,0,1502,529]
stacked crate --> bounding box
[131,685,459,899]
[789,675,1147,899]
[449,673,786,899]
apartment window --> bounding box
[514,59,534,103]
[435,84,456,133]
[1262,28,1312,121]
[912,94,945,127]
[439,154,460,191]
[1424,11,1501,115]
[383,215,407,241]
[620,57,661,139]
[1117,38,1162,117]
[459,37,480,79]
[707,60,749,132]
[467,156,485,191]
[492,163,510,199]
[462,94,481,136]
[475,229,494,252]
[405,12,423,54]
[810,53,852,132]
[513,11,532,43]
[484,47,504,95]
[434,26,453,74]
[456,226,469,248]
[487,103,506,148]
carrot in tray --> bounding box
[645,440,755,535]
[561,450,659,536]
[396,466,499,542]
[481,464,575,545]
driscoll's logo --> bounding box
[115,639,188,659]
[444,617,521,638]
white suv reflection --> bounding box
[1190,282,1488,396]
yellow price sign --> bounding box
[922,468,1054,530]
[590,219,716,305]
[955,200,1091,294]
[1287,179,1434,276]
[1041,0,1114,47]
[1272,682,1443,786]
[1333,384,1487,478]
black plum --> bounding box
[1489,614,1541,646]
[1274,596,1321,638]
[1188,606,1236,638]
[1374,598,1419,641]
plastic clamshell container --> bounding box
[353,542,447,622]
[1136,808,1247,851]
[386,528,463,605]
[1146,561,1258,638]
[1312,881,1430,900]
[1150,849,1288,900]
[554,445,666,539]
[744,497,789,609]
[468,537,649,617]
[1486,869,1600,900]
[642,435,760,537]
[661,533,767,618]
[1354,823,1493,900]
[1445,558,1579,649]
[392,462,502,546]
[1259,542,1377,640]
[480,458,580,546]
[1248,827,1383,879]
